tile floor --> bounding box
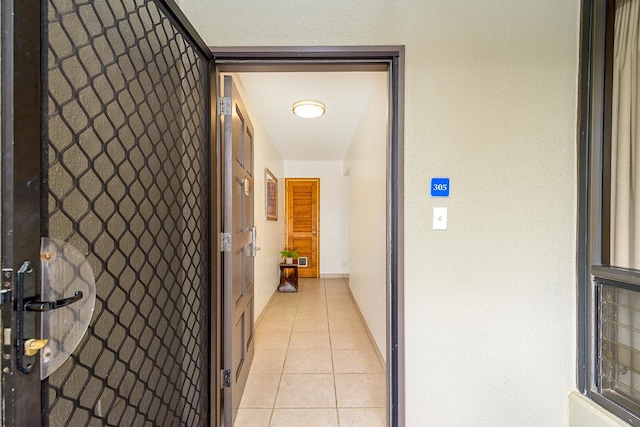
[235,277,386,427]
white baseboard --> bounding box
[346,286,386,371]
[254,287,278,329]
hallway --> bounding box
[235,278,386,426]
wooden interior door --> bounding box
[222,75,256,426]
[286,179,320,278]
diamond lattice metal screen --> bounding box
[45,0,210,425]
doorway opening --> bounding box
[213,47,405,426]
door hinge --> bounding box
[219,232,231,252]
[218,96,231,116]
[221,368,232,389]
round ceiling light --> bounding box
[292,100,326,118]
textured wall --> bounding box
[179,1,580,425]
[344,74,388,359]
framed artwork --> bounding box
[265,168,278,221]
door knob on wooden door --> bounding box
[312,231,317,234]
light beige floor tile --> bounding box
[299,290,326,296]
[257,318,294,333]
[324,278,347,288]
[270,409,338,427]
[330,332,373,350]
[298,297,327,306]
[270,295,300,304]
[293,316,329,332]
[328,312,361,323]
[261,308,297,321]
[327,303,359,316]
[250,349,287,373]
[241,276,387,418]
[326,296,352,305]
[325,287,349,295]
[297,305,328,317]
[239,373,281,408]
[328,317,365,333]
[234,408,272,426]
[338,408,385,426]
[275,374,336,408]
[300,282,325,289]
[300,288,325,295]
[254,331,291,350]
[271,293,301,301]
[299,278,323,287]
[335,374,385,407]
[268,301,300,311]
[289,331,331,350]
[284,349,333,373]
[326,299,355,310]
[325,293,351,301]
[332,349,382,373]
[295,313,329,324]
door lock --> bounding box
[24,339,48,357]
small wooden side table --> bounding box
[278,263,298,292]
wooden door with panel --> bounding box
[285,178,320,278]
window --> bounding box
[581,0,640,422]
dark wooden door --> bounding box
[221,75,256,426]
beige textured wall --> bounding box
[344,73,388,359]
[179,1,580,425]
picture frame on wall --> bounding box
[265,168,278,221]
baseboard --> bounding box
[254,287,278,329]
[346,286,386,371]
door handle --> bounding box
[312,231,317,235]
[25,291,83,312]
[250,226,257,257]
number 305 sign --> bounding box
[430,178,450,197]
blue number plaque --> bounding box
[430,178,450,197]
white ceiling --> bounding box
[235,72,387,161]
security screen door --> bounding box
[2,0,214,425]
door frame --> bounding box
[212,46,405,427]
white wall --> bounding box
[234,75,286,318]
[344,73,388,359]
[182,2,581,425]
[284,161,349,275]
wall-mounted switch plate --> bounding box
[433,207,447,230]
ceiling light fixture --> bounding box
[292,100,325,118]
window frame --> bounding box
[579,0,640,423]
